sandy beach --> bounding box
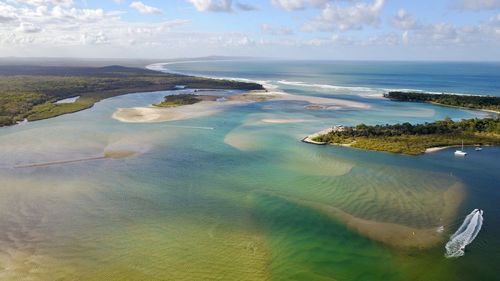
[425,146,452,153]
[112,101,224,123]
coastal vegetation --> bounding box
[154,94,203,107]
[313,118,500,155]
[384,91,500,113]
[0,65,263,126]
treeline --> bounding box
[314,118,500,155]
[0,65,263,126]
[384,91,500,112]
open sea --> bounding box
[0,60,499,281]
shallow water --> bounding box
[0,61,499,280]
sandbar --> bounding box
[275,181,464,249]
[112,89,369,124]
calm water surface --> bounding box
[0,61,499,281]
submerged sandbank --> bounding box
[261,118,311,124]
[273,181,464,249]
[13,150,138,169]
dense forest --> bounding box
[314,118,500,155]
[0,65,263,127]
[384,91,500,112]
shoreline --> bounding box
[303,125,498,156]
[426,101,500,115]
[302,126,346,145]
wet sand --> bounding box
[112,101,223,123]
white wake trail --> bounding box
[445,209,483,258]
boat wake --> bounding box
[445,209,483,258]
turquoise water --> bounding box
[0,61,499,280]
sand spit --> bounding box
[112,102,222,123]
[111,90,278,124]
[274,182,465,249]
[425,146,452,153]
[303,126,346,145]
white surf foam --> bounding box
[147,62,482,98]
[277,80,375,93]
[445,209,484,258]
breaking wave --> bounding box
[147,62,480,98]
[445,209,483,258]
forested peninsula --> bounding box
[384,91,500,113]
[0,65,263,127]
[312,118,500,155]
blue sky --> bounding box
[0,0,499,60]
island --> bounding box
[384,91,500,113]
[0,65,263,127]
[308,118,500,155]
[154,94,217,107]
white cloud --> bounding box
[0,2,18,22]
[303,0,385,31]
[236,2,258,11]
[80,31,108,45]
[261,23,294,35]
[188,0,233,12]
[10,0,74,8]
[130,1,162,15]
[392,9,417,30]
[187,0,256,12]
[452,0,500,11]
[402,30,409,45]
[271,0,328,11]
[17,22,42,33]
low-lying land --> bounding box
[312,118,500,155]
[112,90,279,123]
[154,94,217,107]
[384,91,500,113]
[0,65,263,127]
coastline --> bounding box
[0,65,264,128]
[303,124,499,156]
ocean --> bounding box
[0,60,498,280]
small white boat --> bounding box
[454,141,467,156]
[475,147,483,151]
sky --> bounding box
[0,0,499,60]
